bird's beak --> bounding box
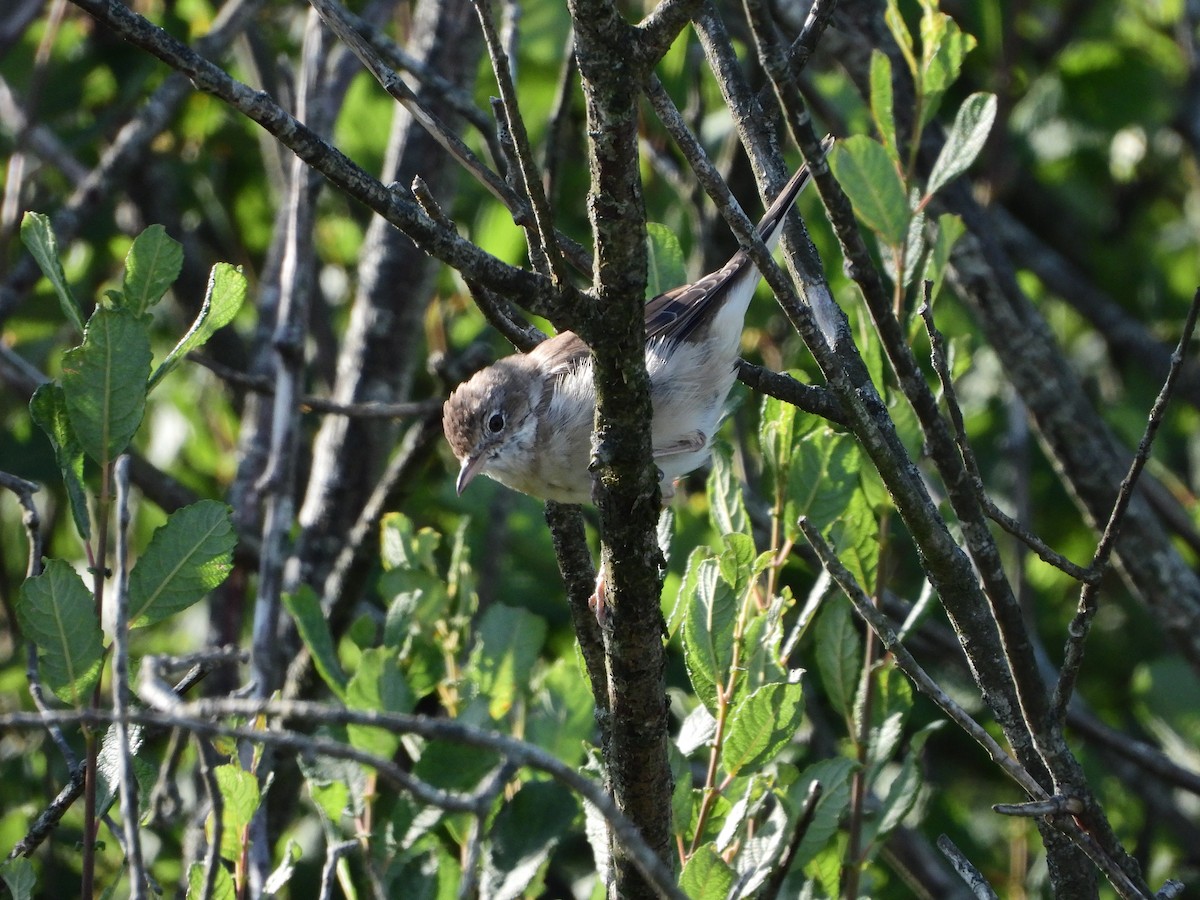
[456,453,488,495]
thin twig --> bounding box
[1052,288,1200,720]
[457,763,516,900]
[189,353,443,418]
[471,0,568,284]
[797,517,1048,801]
[936,834,1000,900]
[318,839,359,900]
[110,456,147,899]
[3,701,688,900]
[918,297,1096,583]
[993,796,1083,818]
[759,780,823,900]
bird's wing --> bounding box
[528,328,590,377]
[645,135,833,346]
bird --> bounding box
[443,140,830,507]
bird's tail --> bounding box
[757,134,835,250]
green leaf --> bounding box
[760,391,798,491]
[525,657,595,765]
[827,488,880,593]
[682,557,737,714]
[262,839,302,896]
[1,857,36,900]
[16,559,103,706]
[29,383,91,540]
[380,511,441,573]
[61,307,151,465]
[283,586,348,700]
[870,50,898,164]
[148,263,246,390]
[919,8,977,124]
[414,739,499,793]
[127,500,236,627]
[646,222,686,298]
[187,860,237,900]
[926,93,997,196]
[666,547,706,638]
[347,647,414,760]
[789,428,860,535]
[884,0,917,78]
[20,212,85,334]
[468,604,547,719]
[211,764,260,863]
[828,136,911,247]
[718,531,756,592]
[670,742,694,835]
[483,781,579,900]
[790,756,857,869]
[924,213,966,303]
[707,443,749,537]
[123,224,183,315]
[679,843,736,900]
[815,594,861,720]
[723,679,805,776]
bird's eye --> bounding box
[487,411,505,434]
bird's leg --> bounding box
[588,559,609,625]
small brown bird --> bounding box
[444,141,830,505]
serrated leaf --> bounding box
[21,212,84,334]
[667,547,706,637]
[723,680,805,776]
[29,383,91,540]
[790,756,857,869]
[829,136,911,246]
[927,93,997,196]
[187,860,236,900]
[148,263,246,390]
[283,586,348,700]
[123,224,183,315]
[646,222,686,298]
[682,558,737,714]
[718,532,756,592]
[788,428,860,535]
[347,647,413,760]
[211,765,260,863]
[815,595,861,720]
[870,50,898,164]
[708,443,749,537]
[127,500,235,627]
[827,488,880,593]
[61,308,151,464]
[670,741,695,833]
[526,657,595,765]
[16,559,103,706]
[760,392,799,493]
[468,604,546,719]
[680,843,736,900]
[483,781,579,900]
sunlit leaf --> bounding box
[20,212,84,334]
[123,224,183,315]
[927,93,997,196]
[127,500,236,627]
[61,308,151,464]
[148,263,246,390]
[829,136,911,246]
